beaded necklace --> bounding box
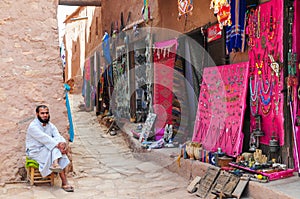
[260,75,272,94]
[250,97,259,117]
[262,103,272,115]
[260,82,273,105]
[250,76,259,101]
[272,76,281,115]
[255,48,267,76]
[256,60,263,76]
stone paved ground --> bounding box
[0,94,195,199]
[2,93,300,199]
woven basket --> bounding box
[193,146,202,160]
[186,143,194,159]
[186,142,202,160]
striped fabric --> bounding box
[225,0,247,54]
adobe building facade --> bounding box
[0,0,68,182]
[63,0,221,82]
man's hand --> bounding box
[57,142,68,154]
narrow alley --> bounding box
[0,93,194,199]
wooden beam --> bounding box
[58,0,101,6]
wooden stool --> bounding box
[26,162,54,186]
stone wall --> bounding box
[0,0,68,182]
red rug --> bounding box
[153,39,178,131]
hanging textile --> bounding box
[82,68,86,97]
[142,0,151,22]
[102,32,112,65]
[247,0,284,147]
[145,33,153,114]
[90,56,96,109]
[210,0,232,29]
[225,0,247,54]
[112,46,129,119]
[99,67,111,114]
[178,0,193,17]
[64,84,74,142]
[153,39,178,132]
[83,59,92,111]
[192,62,249,157]
[60,42,66,81]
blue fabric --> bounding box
[102,32,112,64]
[102,32,113,86]
[226,0,247,53]
[64,84,74,142]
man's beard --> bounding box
[37,115,50,124]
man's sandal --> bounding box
[49,163,63,173]
[62,184,74,192]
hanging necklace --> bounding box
[260,78,273,105]
[250,76,259,101]
[260,57,274,106]
[250,97,259,117]
[255,48,267,76]
[256,60,263,75]
[262,103,272,115]
[260,75,272,94]
[273,96,280,115]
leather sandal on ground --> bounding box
[49,163,63,173]
[62,184,74,192]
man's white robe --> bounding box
[26,118,70,177]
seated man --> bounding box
[25,105,74,192]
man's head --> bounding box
[36,105,50,124]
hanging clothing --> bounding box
[225,0,247,53]
[102,32,112,65]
